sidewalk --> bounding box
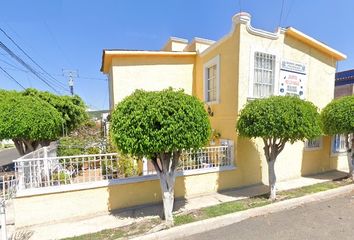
[10,170,348,240]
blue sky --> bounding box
[0,0,353,110]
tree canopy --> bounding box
[111,88,211,157]
[23,88,88,133]
[237,96,322,143]
[321,95,354,180]
[236,96,322,200]
[321,95,354,135]
[0,89,88,155]
[0,90,63,155]
[111,88,211,226]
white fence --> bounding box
[13,141,234,190]
[0,175,17,202]
[19,142,57,160]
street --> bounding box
[0,148,19,171]
[183,191,354,240]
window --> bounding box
[206,65,217,102]
[253,52,276,98]
[203,55,220,103]
[304,137,322,150]
[332,134,347,154]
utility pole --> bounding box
[62,69,78,96]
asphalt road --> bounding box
[0,148,19,171]
[183,191,354,240]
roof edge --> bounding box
[100,50,196,73]
[286,27,347,61]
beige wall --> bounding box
[334,84,354,99]
[110,55,195,106]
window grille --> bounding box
[253,52,276,98]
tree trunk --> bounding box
[159,172,175,227]
[263,138,286,201]
[348,134,354,180]
[13,139,25,156]
[12,139,39,156]
[151,151,180,227]
[267,159,276,201]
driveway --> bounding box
[183,190,354,240]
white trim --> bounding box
[304,137,323,151]
[248,49,281,99]
[15,166,236,198]
[203,55,221,104]
[104,50,196,56]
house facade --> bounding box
[335,69,354,98]
[101,12,348,199]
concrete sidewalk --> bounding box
[10,170,348,240]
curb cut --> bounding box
[132,183,354,240]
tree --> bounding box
[236,96,322,200]
[111,89,211,226]
[321,95,354,180]
[22,88,88,135]
[0,91,63,155]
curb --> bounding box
[132,183,354,240]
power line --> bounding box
[43,21,74,67]
[0,27,67,91]
[0,65,26,89]
[278,0,285,27]
[0,63,107,82]
[0,40,62,94]
[283,0,294,27]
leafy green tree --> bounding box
[111,89,211,226]
[321,95,354,179]
[22,88,88,135]
[236,96,322,200]
[0,90,63,155]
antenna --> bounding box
[62,69,78,95]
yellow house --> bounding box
[13,12,350,228]
[102,12,348,188]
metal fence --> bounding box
[0,175,17,201]
[13,141,234,190]
[19,142,58,160]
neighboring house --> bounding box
[101,12,347,196]
[335,69,354,98]
[332,70,354,154]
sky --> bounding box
[0,0,353,110]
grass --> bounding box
[174,196,271,225]
[63,218,161,240]
[62,177,352,239]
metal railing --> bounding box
[19,142,57,160]
[179,145,233,171]
[0,175,17,202]
[13,141,234,190]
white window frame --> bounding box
[331,134,347,155]
[248,48,280,99]
[304,137,322,151]
[203,55,220,104]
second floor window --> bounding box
[206,65,217,102]
[253,52,276,98]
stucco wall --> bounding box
[237,23,338,184]
[110,55,195,106]
[15,169,242,227]
[194,19,342,187]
